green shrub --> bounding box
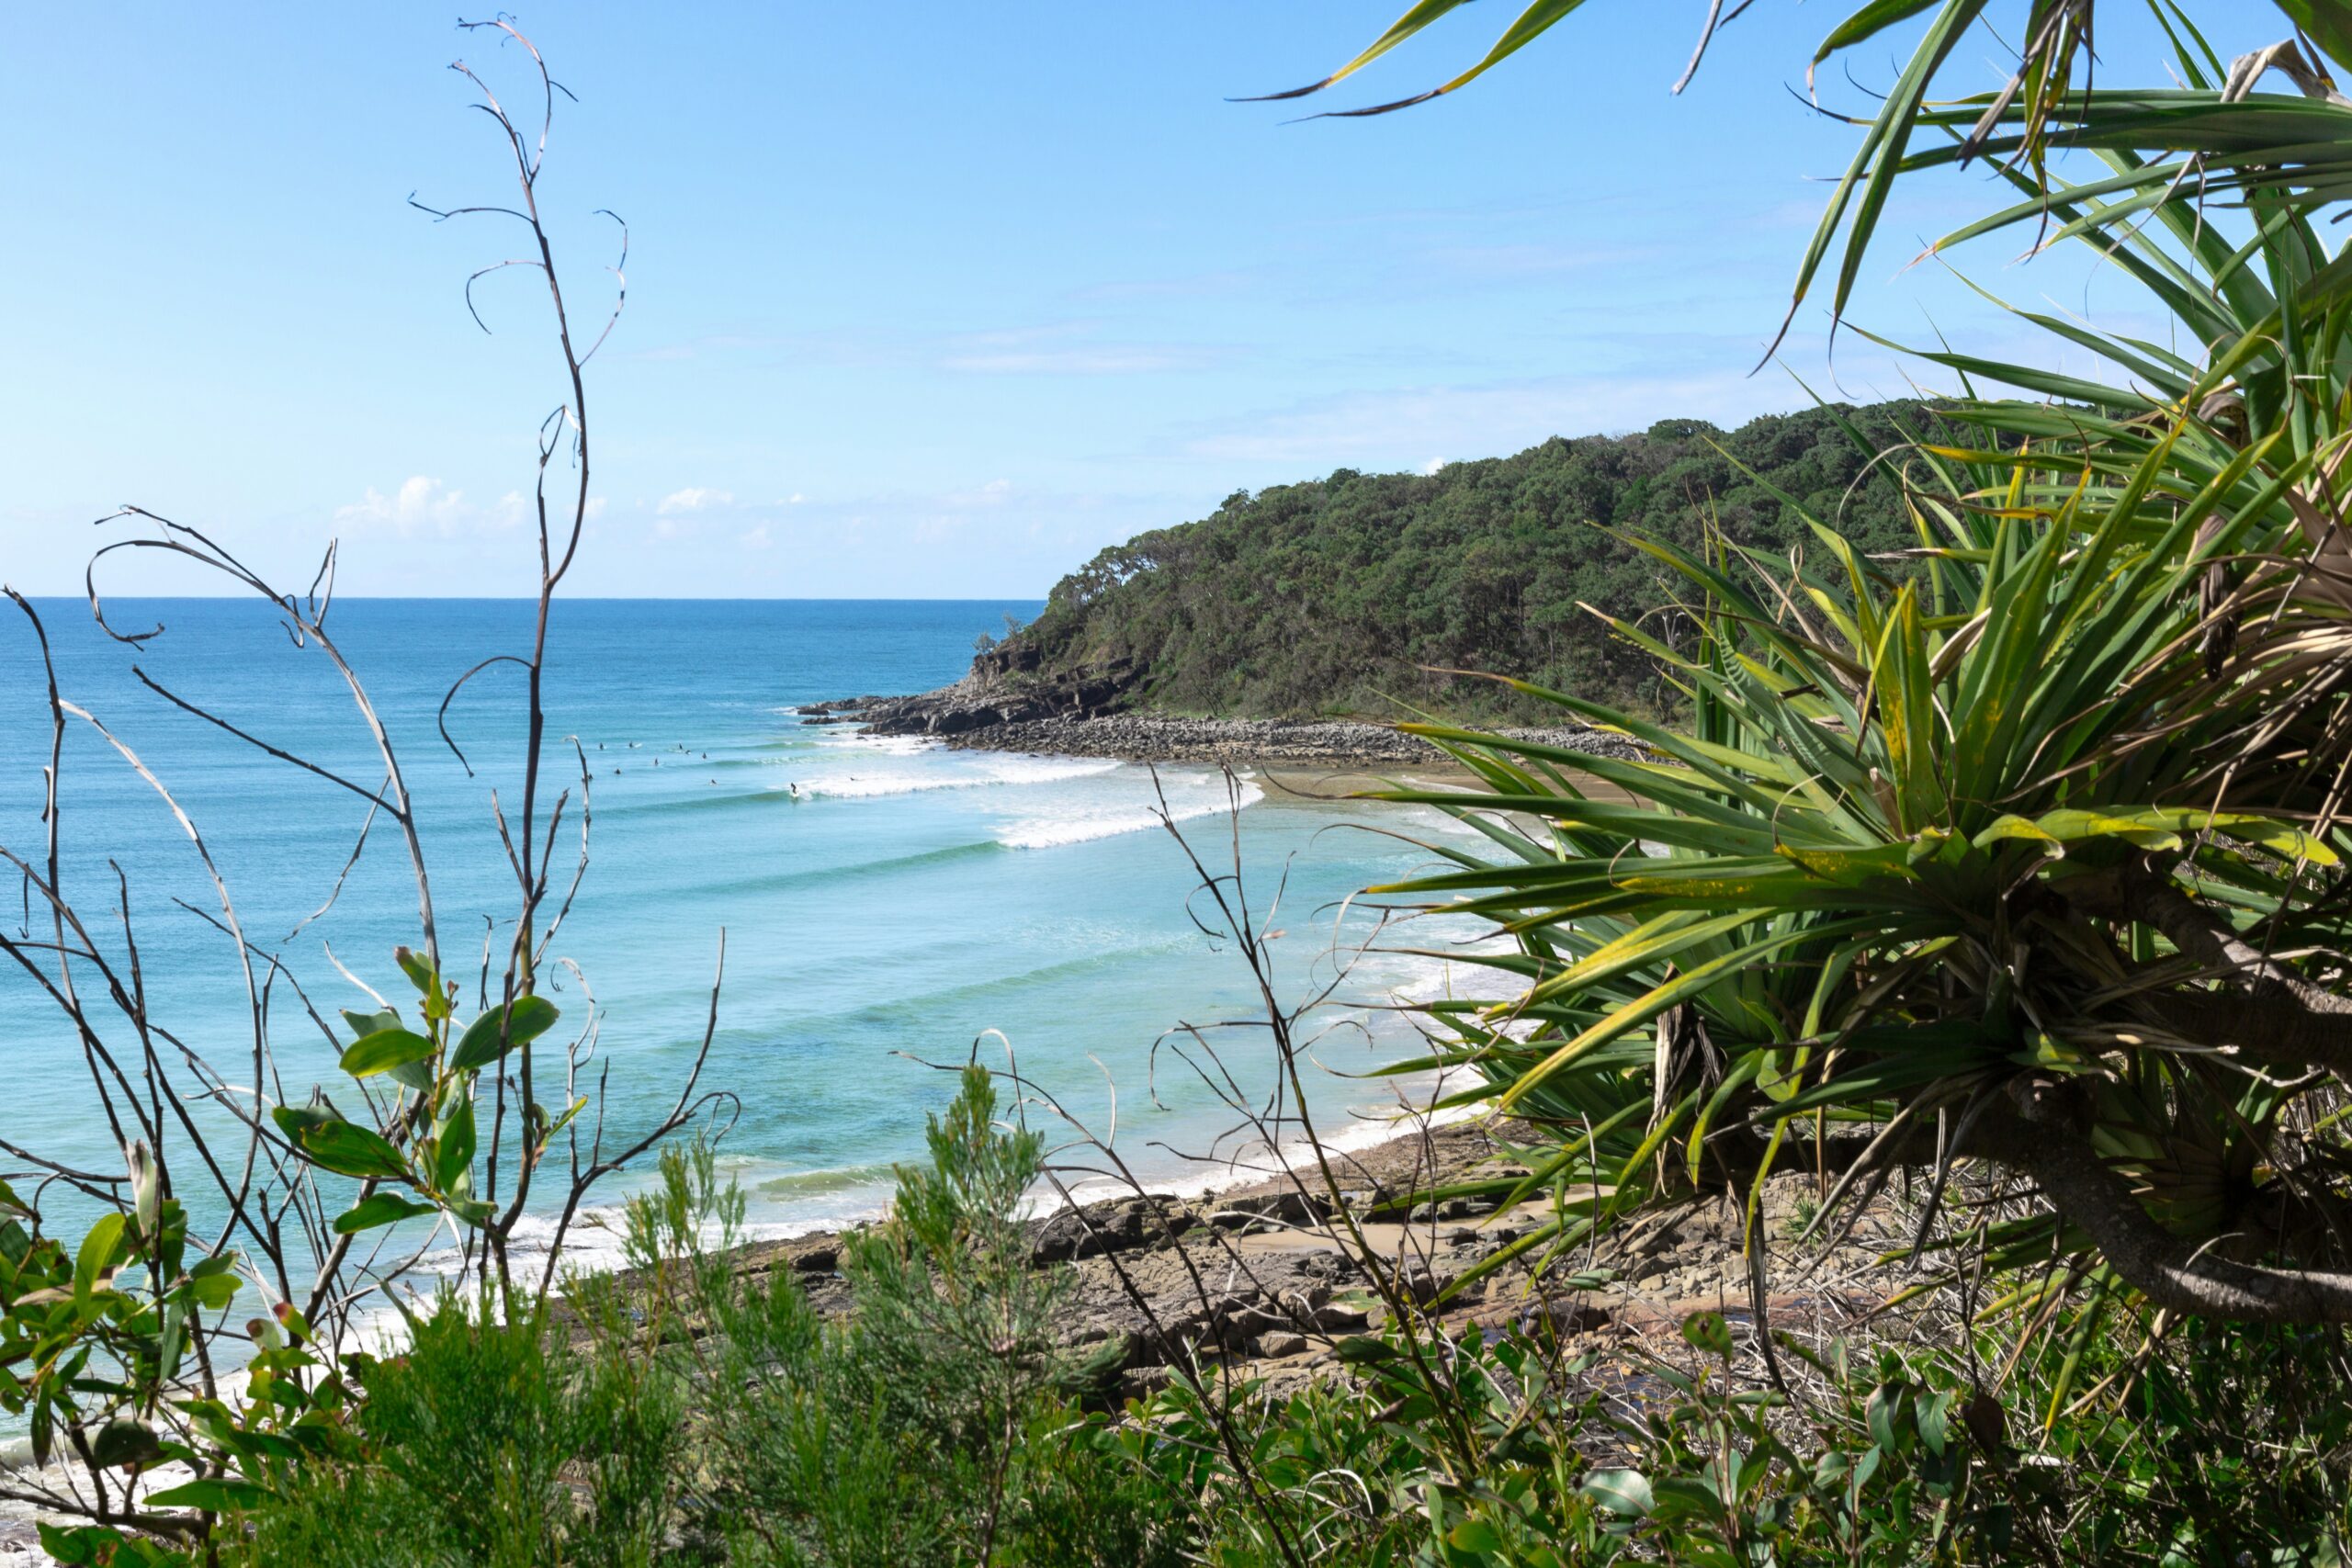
[75,1062,2351,1566]
[229,1300,683,1568]
[678,1066,1186,1567]
[212,1066,1186,1568]
[1122,1303,2350,1567]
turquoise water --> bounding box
[0,599,1470,1261]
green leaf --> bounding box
[1649,1475,1732,1524]
[1448,1517,1503,1553]
[449,994,561,1074]
[1580,1467,1653,1516]
[187,1270,241,1311]
[1249,0,1476,99]
[388,1056,439,1094]
[1423,0,1598,102]
[338,1028,435,1080]
[1499,921,1874,1111]
[393,945,438,997]
[2275,0,2352,73]
[1681,1308,1734,1360]
[74,1213,126,1308]
[1918,1388,1952,1455]
[331,1192,438,1236]
[146,1477,270,1513]
[287,1119,410,1182]
[340,1007,400,1040]
[537,1095,589,1149]
[434,1097,477,1194]
[36,1523,111,1565]
[1813,0,1941,69]
[271,1100,339,1142]
[1868,1382,1905,1455]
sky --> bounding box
[0,2,2291,599]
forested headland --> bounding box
[1003,400,1937,720]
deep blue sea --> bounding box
[0,599,1472,1268]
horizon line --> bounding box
[3,592,1053,604]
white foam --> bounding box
[796,728,936,757]
[997,780,1264,850]
[798,755,1119,800]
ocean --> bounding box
[0,597,1476,1269]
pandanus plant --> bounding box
[1317,6,2352,1326]
[1373,410,2352,1327]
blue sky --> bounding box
[0,3,2286,598]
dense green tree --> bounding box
[1015,400,1939,720]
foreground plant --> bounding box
[0,19,722,1552]
[1290,0,2352,1360]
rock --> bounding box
[802,660,1647,768]
[1273,1283,1332,1320]
[1030,1195,1195,1263]
[1313,1303,1371,1333]
[1255,1332,1308,1359]
[816,657,1145,739]
[1209,1190,1328,1230]
[783,1237,838,1273]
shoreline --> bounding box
[801,699,1646,769]
[716,1090,1894,1415]
[942,714,1644,767]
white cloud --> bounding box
[739,525,772,549]
[657,487,733,515]
[1423,457,1448,476]
[332,477,525,536]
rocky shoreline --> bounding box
[800,655,1646,767]
[960,714,1643,766]
[717,1114,1894,1409]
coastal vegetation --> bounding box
[1363,0,2352,1330]
[10,0,2352,1563]
[1003,402,1937,721]
[60,1069,2344,1565]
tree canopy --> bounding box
[1014,400,1938,721]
